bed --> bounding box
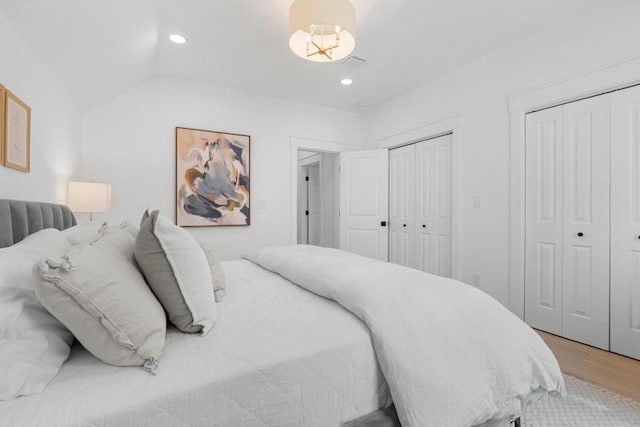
[0,199,564,427]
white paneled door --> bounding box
[611,85,640,360]
[525,105,564,336]
[415,134,453,276]
[525,96,610,350]
[389,144,415,267]
[339,149,389,261]
[561,95,610,350]
[307,165,321,246]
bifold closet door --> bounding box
[525,96,610,348]
[525,105,564,336]
[611,85,640,360]
[389,144,415,267]
[415,134,452,277]
[561,95,610,350]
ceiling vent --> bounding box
[342,55,367,69]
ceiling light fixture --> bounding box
[341,78,353,86]
[289,0,356,63]
[169,34,187,44]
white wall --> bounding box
[362,1,640,307]
[0,8,81,202]
[80,76,361,259]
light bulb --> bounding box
[169,34,187,44]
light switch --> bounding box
[473,197,481,208]
[257,200,267,210]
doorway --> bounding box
[297,150,340,248]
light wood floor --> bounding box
[537,330,640,402]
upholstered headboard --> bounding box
[0,199,77,248]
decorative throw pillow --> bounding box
[135,210,217,334]
[200,242,227,302]
[0,229,74,401]
[36,227,166,374]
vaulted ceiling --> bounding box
[0,0,599,112]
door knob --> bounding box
[403,224,407,227]
[381,221,387,227]
[577,232,584,237]
[422,225,427,228]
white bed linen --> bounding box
[245,245,566,427]
[0,260,391,427]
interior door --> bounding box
[298,165,309,244]
[525,105,564,336]
[307,165,321,246]
[339,149,389,261]
[611,85,640,359]
[389,144,415,267]
[415,134,453,276]
[561,95,610,350]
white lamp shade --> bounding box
[68,181,112,213]
[289,0,356,62]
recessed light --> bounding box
[169,34,187,44]
[341,78,353,86]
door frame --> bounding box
[290,136,348,245]
[376,116,462,280]
[508,56,640,319]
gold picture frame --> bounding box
[0,84,5,166]
[3,89,31,173]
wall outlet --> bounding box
[472,274,480,286]
[473,196,481,208]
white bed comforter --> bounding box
[245,245,566,427]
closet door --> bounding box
[415,134,452,277]
[389,144,416,267]
[525,106,563,335]
[561,95,610,350]
[611,85,640,359]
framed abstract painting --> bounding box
[175,127,250,227]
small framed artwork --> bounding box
[3,89,31,173]
[175,127,250,227]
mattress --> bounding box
[0,260,391,427]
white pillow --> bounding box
[200,242,226,302]
[60,223,101,246]
[0,229,74,401]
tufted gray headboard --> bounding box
[0,199,77,248]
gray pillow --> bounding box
[135,210,217,334]
[200,242,226,302]
[36,228,166,374]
